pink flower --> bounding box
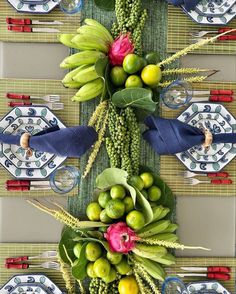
[104,222,139,254]
[108,34,134,66]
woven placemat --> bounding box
[167,257,236,293]
[0,78,79,197]
[68,0,168,217]
[160,81,236,197]
[167,6,236,55]
[0,243,69,291]
[0,1,80,43]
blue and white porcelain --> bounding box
[176,102,236,172]
[182,2,236,25]
[195,0,236,17]
[7,0,58,14]
[0,106,66,179]
[0,274,63,294]
[187,281,230,293]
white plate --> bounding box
[7,0,58,14]
[0,106,66,179]
[195,0,236,17]
[176,102,236,172]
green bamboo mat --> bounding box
[68,0,167,217]
[160,81,236,197]
[0,243,70,291]
[0,78,79,197]
[167,6,236,55]
[0,1,80,43]
[167,257,236,293]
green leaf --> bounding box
[104,62,115,99]
[112,88,157,112]
[95,56,108,77]
[74,237,109,251]
[71,242,88,280]
[94,0,115,11]
[77,221,109,228]
[135,188,153,224]
[58,227,78,265]
[96,168,136,205]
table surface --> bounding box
[0,42,235,256]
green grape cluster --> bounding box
[89,275,121,294]
[106,103,140,178]
[111,0,148,54]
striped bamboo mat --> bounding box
[160,81,236,197]
[167,257,236,293]
[0,1,80,43]
[0,243,70,291]
[167,6,236,55]
[0,78,79,197]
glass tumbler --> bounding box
[162,277,189,294]
[57,0,83,14]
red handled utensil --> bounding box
[6,186,52,191]
[6,93,60,102]
[180,171,229,178]
[6,180,51,187]
[177,273,230,281]
[184,178,233,185]
[6,250,57,263]
[5,261,60,270]
[6,17,63,26]
[191,95,233,102]
[181,266,231,273]
[8,25,60,33]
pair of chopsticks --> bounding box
[6,17,62,33]
[6,180,52,191]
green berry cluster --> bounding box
[89,275,121,294]
[111,0,147,55]
[106,103,140,177]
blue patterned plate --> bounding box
[0,274,63,294]
[182,2,236,25]
[195,0,236,17]
[187,281,230,293]
[6,0,58,14]
[176,102,236,172]
[0,106,66,179]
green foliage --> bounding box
[94,0,115,11]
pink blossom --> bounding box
[108,34,134,66]
[104,222,139,254]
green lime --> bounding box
[102,267,117,283]
[100,209,113,224]
[125,75,143,88]
[123,54,143,74]
[140,189,148,199]
[141,64,162,87]
[126,210,145,230]
[115,257,131,275]
[110,66,128,86]
[110,184,126,200]
[123,196,134,214]
[139,172,154,188]
[98,191,112,208]
[139,57,148,69]
[86,262,97,278]
[86,202,102,221]
[107,250,123,265]
[85,242,102,262]
[129,175,144,191]
[145,52,160,64]
[93,257,111,278]
[105,199,125,219]
[148,185,162,201]
[73,243,83,259]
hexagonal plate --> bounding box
[176,103,236,172]
[0,106,66,179]
[187,281,230,293]
[195,0,236,17]
[6,0,58,14]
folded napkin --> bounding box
[0,125,98,158]
[143,116,236,155]
[167,0,201,11]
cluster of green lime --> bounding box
[73,241,131,284]
[110,52,162,89]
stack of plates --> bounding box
[182,0,236,25]
[7,0,58,14]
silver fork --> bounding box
[179,171,208,178]
[184,178,212,185]
[29,261,60,270]
[184,178,232,185]
[33,102,64,110]
[190,30,219,38]
[6,250,58,263]
[180,171,229,178]
[30,95,60,103]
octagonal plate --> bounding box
[187,281,230,293]
[195,0,236,17]
[7,0,58,14]
[176,103,236,172]
[0,106,66,179]
[182,3,236,25]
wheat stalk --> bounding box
[159,75,208,87]
[162,68,214,76]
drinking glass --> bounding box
[57,0,83,14]
[50,166,80,194]
[162,277,189,294]
[160,80,192,110]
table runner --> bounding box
[160,81,236,197]
[0,243,69,290]
[0,2,80,43]
[167,6,236,55]
[168,257,236,293]
[0,78,79,197]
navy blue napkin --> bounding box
[143,116,236,155]
[0,126,98,158]
[167,0,200,11]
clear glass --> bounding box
[162,277,189,294]
[57,0,83,14]
[160,80,193,110]
[50,166,80,194]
